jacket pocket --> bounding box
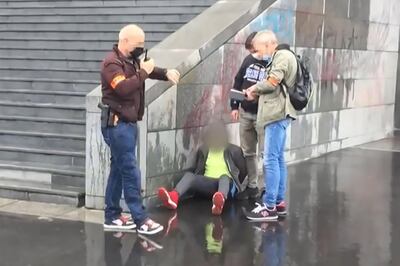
[258,94,285,124]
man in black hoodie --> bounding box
[230,32,270,199]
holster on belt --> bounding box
[98,102,118,128]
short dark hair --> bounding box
[245,31,258,50]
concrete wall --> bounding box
[145,0,399,194]
[395,26,400,132]
[86,0,400,208]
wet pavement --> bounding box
[0,138,399,266]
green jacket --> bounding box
[255,48,297,128]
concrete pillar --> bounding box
[395,27,400,133]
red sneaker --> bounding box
[158,187,179,209]
[212,192,225,215]
[276,201,287,216]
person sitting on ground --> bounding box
[157,121,248,215]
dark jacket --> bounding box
[188,144,248,192]
[231,54,269,114]
[100,45,168,122]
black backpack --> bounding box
[271,44,313,111]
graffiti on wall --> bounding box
[149,0,399,180]
[234,8,295,45]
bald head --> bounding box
[119,24,144,41]
[118,24,145,58]
[253,30,279,57]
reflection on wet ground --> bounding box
[0,140,399,266]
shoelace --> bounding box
[251,203,266,214]
[119,216,129,224]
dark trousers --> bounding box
[102,121,148,226]
[175,172,232,199]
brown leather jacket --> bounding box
[100,45,168,122]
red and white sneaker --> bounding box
[276,201,287,216]
[158,187,179,209]
[212,192,225,215]
[137,219,164,235]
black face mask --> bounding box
[129,47,145,60]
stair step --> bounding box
[0,159,84,188]
[0,48,107,61]
[0,57,101,69]
[0,0,216,8]
[0,178,84,206]
[0,13,196,23]
[0,6,206,16]
[0,160,84,177]
[0,115,85,136]
[0,77,98,92]
[0,130,85,152]
[0,101,85,120]
[0,30,170,40]
[0,146,85,167]
[0,89,86,105]
[0,39,161,51]
[0,22,184,32]
[0,67,99,80]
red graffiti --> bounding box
[182,44,244,147]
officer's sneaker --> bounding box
[276,201,287,216]
[245,203,278,222]
[137,219,164,235]
[104,215,136,231]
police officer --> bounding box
[100,24,180,235]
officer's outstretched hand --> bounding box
[140,58,155,74]
[166,69,180,85]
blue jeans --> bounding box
[102,121,148,226]
[263,119,291,207]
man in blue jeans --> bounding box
[100,24,180,234]
[244,30,297,221]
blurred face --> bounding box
[204,125,228,150]
[253,39,275,58]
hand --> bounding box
[166,69,180,85]
[140,58,155,74]
[246,86,258,101]
[231,110,239,122]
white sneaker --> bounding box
[104,215,136,231]
[137,219,164,235]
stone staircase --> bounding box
[0,0,217,205]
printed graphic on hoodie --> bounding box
[244,63,267,83]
